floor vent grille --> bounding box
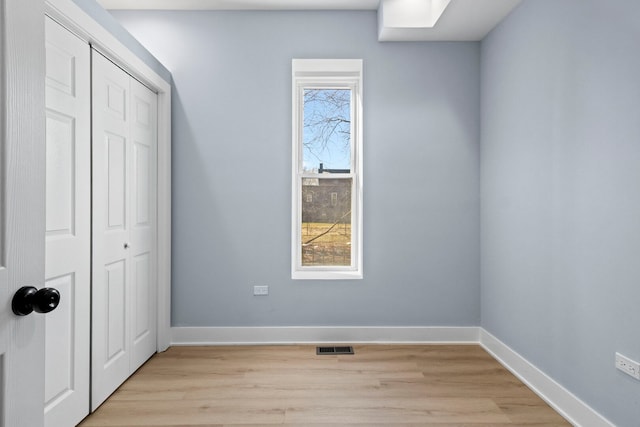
[316,346,354,355]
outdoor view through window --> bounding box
[301,88,352,266]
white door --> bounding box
[44,17,91,427]
[0,0,47,426]
[91,50,158,410]
[129,71,158,372]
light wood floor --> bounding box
[79,345,570,426]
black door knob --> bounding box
[12,286,61,316]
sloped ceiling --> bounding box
[96,0,522,41]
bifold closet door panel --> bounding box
[92,51,133,410]
[129,79,158,372]
[44,16,91,427]
[92,50,158,410]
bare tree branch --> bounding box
[303,89,351,163]
[303,210,352,245]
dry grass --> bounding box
[301,222,351,244]
[301,222,351,266]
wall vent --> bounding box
[316,346,354,355]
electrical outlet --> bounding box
[253,285,269,296]
[615,353,640,380]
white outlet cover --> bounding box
[253,285,269,296]
[615,352,640,380]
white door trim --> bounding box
[44,0,172,351]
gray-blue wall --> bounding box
[481,0,640,425]
[111,10,481,328]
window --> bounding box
[292,59,363,280]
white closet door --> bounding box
[129,78,158,372]
[44,16,91,427]
[92,51,132,409]
[92,50,158,410]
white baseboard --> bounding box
[171,326,480,346]
[479,329,613,427]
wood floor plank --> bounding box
[493,397,571,425]
[81,399,286,426]
[79,345,571,426]
[282,397,510,424]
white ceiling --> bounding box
[97,0,381,10]
[96,0,522,41]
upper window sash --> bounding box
[295,82,358,176]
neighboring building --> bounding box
[302,178,351,224]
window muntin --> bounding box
[292,59,362,280]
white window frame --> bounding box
[291,59,363,280]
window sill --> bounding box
[292,269,363,280]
